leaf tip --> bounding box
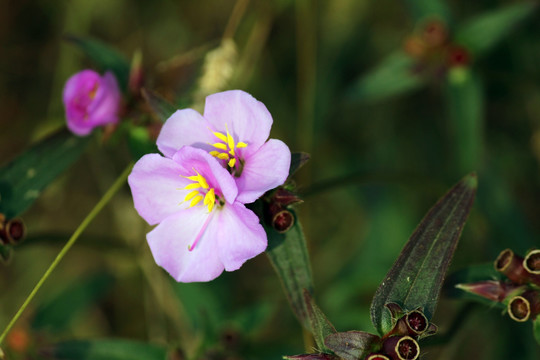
[463,172,478,190]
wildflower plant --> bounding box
[1,1,539,360]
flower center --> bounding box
[182,170,217,213]
[209,127,247,175]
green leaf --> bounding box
[127,125,158,160]
[534,317,540,346]
[324,331,380,360]
[0,129,89,218]
[454,2,537,57]
[444,68,483,175]
[289,152,311,178]
[370,173,478,335]
[265,212,314,329]
[404,0,451,23]
[303,290,336,351]
[66,35,130,92]
[347,52,425,103]
[47,339,167,360]
[0,244,11,262]
[141,88,177,123]
[32,272,114,332]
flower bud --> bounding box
[446,45,471,68]
[63,69,121,136]
[382,336,420,360]
[0,216,26,245]
[272,188,303,207]
[507,291,540,322]
[523,249,540,285]
[404,310,429,336]
[455,280,526,302]
[272,209,294,233]
[494,249,529,284]
[366,354,391,360]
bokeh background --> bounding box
[1,0,540,359]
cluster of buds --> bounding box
[457,248,540,322]
[403,18,470,74]
[0,213,26,246]
[264,188,303,233]
[366,304,437,360]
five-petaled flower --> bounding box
[63,69,121,136]
[157,90,291,203]
[128,90,290,282]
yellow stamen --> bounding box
[228,158,236,168]
[212,142,228,150]
[184,183,201,190]
[217,153,230,160]
[229,148,235,156]
[190,195,204,207]
[236,142,247,148]
[212,131,228,142]
[209,150,220,157]
[204,188,215,206]
[184,190,199,202]
[197,176,209,189]
[185,175,201,182]
[226,130,235,150]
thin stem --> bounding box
[222,0,250,40]
[0,162,133,345]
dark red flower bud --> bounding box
[382,336,420,360]
[272,209,294,233]
[446,45,471,68]
[523,249,540,285]
[405,310,428,335]
[366,354,390,360]
[0,216,26,245]
[494,249,529,284]
[456,280,526,302]
[507,290,540,322]
[272,188,303,207]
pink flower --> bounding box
[63,69,121,136]
[128,146,267,282]
[156,90,291,203]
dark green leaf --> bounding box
[444,69,483,175]
[46,339,167,360]
[404,0,451,23]
[141,88,177,123]
[66,35,130,92]
[347,52,425,103]
[284,354,339,360]
[32,272,114,332]
[454,2,537,57]
[265,212,314,329]
[303,290,336,351]
[289,152,310,178]
[370,173,477,335]
[534,317,540,346]
[0,129,89,218]
[127,125,158,160]
[324,331,380,360]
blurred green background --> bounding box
[1,0,540,359]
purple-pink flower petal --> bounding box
[203,90,273,152]
[128,154,190,225]
[147,207,225,282]
[156,109,215,158]
[213,203,267,271]
[236,139,291,203]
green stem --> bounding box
[0,162,133,345]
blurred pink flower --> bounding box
[63,69,121,136]
[156,90,291,203]
[128,146,267,282]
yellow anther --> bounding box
[184,183,201,190]
[186,175,201,182]
[184,190,199,202]
[209,150,220,157]
[212,142,228,150]
[197,176,209,189]
[212,131,228,142]
[190,195,204,207]
[228,158,236,168]
[226,131,235,150]
[217,153,229,160]
[229,148,235,156]
[236,142,247,148]
[204,188,215,206]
